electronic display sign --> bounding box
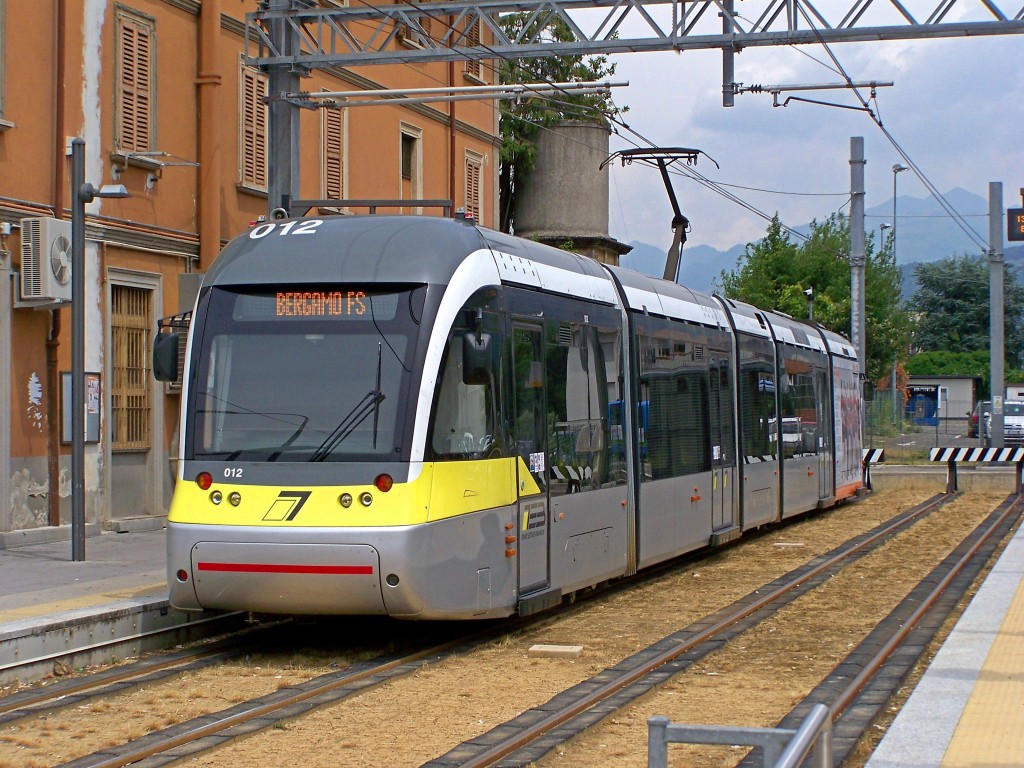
[232,290,399,321]
[1009,208,1024,242]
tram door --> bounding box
[710,357,736,531]
[512,325,550,594]
[816,368,833,499]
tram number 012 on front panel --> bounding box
[1010,208,1024,242]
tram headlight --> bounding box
[210,490,223,505]
[228,492,242,506]
[360,492,373,507]
[339,493,353,508]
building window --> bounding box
[401,133,415,181]
[465,150,483,223]
[399,123,422,210]
[115,9,155,153]
[111,285,152,451]
[239,58,268,190]
[321,102,346,202]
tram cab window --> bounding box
[429,316,503,460]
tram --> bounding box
[154,215,864,619]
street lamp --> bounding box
[879,222,891,252]
[70,137,129,561]
[889,165,908,428]
[891,164,909,261]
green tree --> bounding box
[719,213,911,382]
[497,15,623,233]
[911,255,1024,368]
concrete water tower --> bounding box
[513,120,631,266]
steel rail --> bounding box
[61,493,951,768]
[828,493,1024,719]
[0,610,241,679]
[455,493,951,768]
[73,624,501,768]
[0,621,285,718]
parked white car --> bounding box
[984,400,1024,445]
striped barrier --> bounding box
[862,448,885,490]
[929,446,1024,494]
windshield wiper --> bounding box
[310,344,385,462]
[267,415,310,462]
[372,341,383,449]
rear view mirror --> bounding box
[153,331,180,382]
[462,331,493,385]
[863,381,875,402]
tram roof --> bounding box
[605,265,729,329]
[202,215,614,291]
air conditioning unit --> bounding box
[21,217,72,303]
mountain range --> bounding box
[619,188,1024,299]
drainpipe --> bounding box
[197,0,222,269]
[46,313,61,526]
[48,0,68,527]
[53,0,66,217]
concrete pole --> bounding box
[989,182,1005,448]
[849,137,866,374]
[198,0,223,268]
[721,0,735,107]
[267,0,302,215]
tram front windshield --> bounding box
[187,286,423,462]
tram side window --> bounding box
[638,317,711,481]
[738,334,778,461]
[779,345,827,458]
[546,323,613,494]
[430,327,501,459]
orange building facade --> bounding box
[0,0,499,534]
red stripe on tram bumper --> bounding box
[197,562,374,575]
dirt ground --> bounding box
[0,489,1006,768]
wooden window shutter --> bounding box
[241,65,268,188]
[322,106,344,201]
[464,20,481,79]
[117,13,153,153]
[465,154,482,222]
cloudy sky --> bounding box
[598,25,1023,254]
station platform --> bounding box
[0,526,167,624]
[0,524,241,686]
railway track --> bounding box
[2,490,1014,768]
[0,604,248,689]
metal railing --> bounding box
[647,704,832,768]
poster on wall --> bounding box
[61,371,101,444]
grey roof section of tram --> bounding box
[605,264,729,329]
[718,293,858,362]
[202,215,617,293]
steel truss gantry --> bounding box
[248,0,1024,69]
[252,0,1023,215]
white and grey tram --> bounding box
[154,215,864,619]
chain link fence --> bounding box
[865,391,980,463]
